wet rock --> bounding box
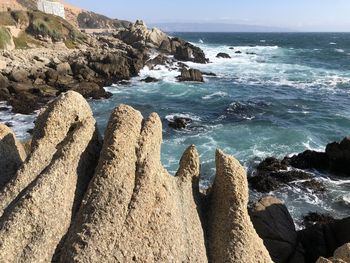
[216,52,231,58]
[0,91,100,262]
[285,150,329,170]
[299,217,350,263]
[60,106,207,262]
[0,124,27,189]
[286,137,350,176]
[235,50,242,54]
[172,38,208,64]
[177,68,204,82]
[168,116,193,129]
[140,76,159,83]
[326,137,350,175]
[201,71,217,76]
[249,156,320,193]
[250,196,305,263]
[206,150,272,262]
[303,212,335,228]
[246,52,257,55]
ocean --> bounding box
[5,32,350,226]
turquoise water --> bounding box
[90,33,350,224]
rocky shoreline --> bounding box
[0,91,349,263]
[0,19,208,115]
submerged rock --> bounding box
[216,52,231,58]
[168,116,193,129]
[140,76,159,83]
[206,150,272,263]
[177,68,204,82]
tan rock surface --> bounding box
[0,91,100,263]
[61,105,208,262]
[0,91,95,216]
[0,124,26,189]
[206,150,273,263]
[334,243,350,262]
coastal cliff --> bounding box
[0,91,349,263]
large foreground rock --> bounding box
[0,124,26,189]
[206,150,272,263]
[250,196,305,263]
[60,105,207,262]
[0,91,100,262]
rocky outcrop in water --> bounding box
[177,68,204,82]
[286,137,350,176]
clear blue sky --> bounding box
[67,0,350,31]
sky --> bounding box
[67,0,350,32]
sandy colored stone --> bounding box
[61,105,207,262]
[0,91,94,217]
[0,115,97,263]
[206,150,273,263]
[334,243,350,262]
[0,124,26,189]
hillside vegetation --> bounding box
[0,10,86,49]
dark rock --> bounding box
[216,52,231,59]
[229,47,235,50]
[201,72,217,77]
[45,69,59,84]
[168,117,193,129]
[299,217,350,263]
[257,157,288,173]
[250,196,305,263]
[177,68,204,82]
[140,77,159,83]
[235,51,242,54]
[172,39,208,64]
[246,52,257,55]
[5,122,13,128]
[249,156,322,193]
[249,175,280,193]
[303,212,335,228]
[284,150,329,170]
[326,137,350,175]
[0,73,9,88]
[8,92,40,114]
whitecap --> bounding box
[329,42,337,45]
[202,91,228,100]
[199,39,204,44]
[335,48,345,53]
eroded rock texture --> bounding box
[206,150,273,263]
[0,91,100,263]
[0,124,26,189]
[60,105,208,262]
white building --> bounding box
[37,0,65,19]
